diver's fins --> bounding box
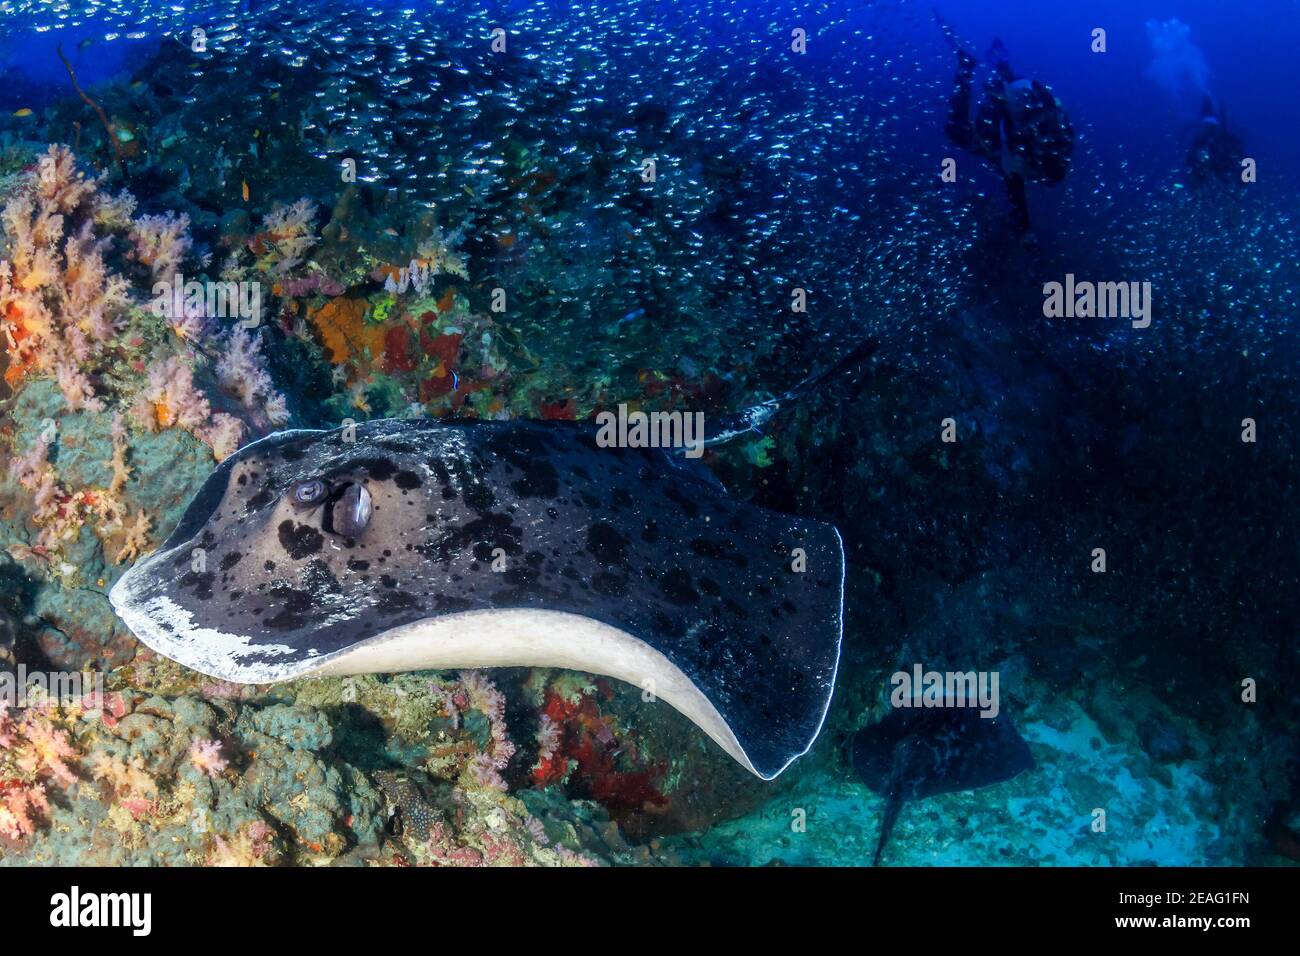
[932,7,959,48]
[987,37,1011,69]
[932,7,976,62]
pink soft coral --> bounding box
[188,739,229,778]
[0,700,79,840]
[13,711,78,786]
[0,146,135,410]
[457,671,516,791]
[535,714,561,763]
[0,781,51,841]
[254,199,318,274]
[132,356,246,461]
[128,212,193,279]
[214,328,290,429]
[0,145,205,425]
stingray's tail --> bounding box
[872,788,906,867]
[701,337,879,449]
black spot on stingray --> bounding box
[347,558,370,572]
[247,487,275,511]
[180,570,215,600]
[302,559,341,595]
[546,507,559,520]
[219,552,243,572]
[278,520,324,560]
[525,550,546,568]
[510,459,559,500]
[412,541,442,559]
[439,454,494,510]
[263,560,276,572]
[463,478,494,513]
[484,428,560,498]
[691,538,746,565]
[394,469,423,490]
[663,485,699,519]
[237,474,247,486]
[501,564,541,590]
[228,589,243,602]
[642,519,660,544]
[354,457,398,482]
[380,574,398,589]
[378,439,419,454]
[432,512,522,564]
[280,443,306,462]
[435,594,475,612]
[587,522,629,565]
[264,585,313,630]
[592,571,630,597]
[659,568,699,606]
[376,590,419,615]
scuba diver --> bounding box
[935,12,1074,235]
[1186,95,1245,184]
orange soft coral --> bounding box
[0,701,80,840]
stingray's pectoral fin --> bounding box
[299,602,842,781]
[670,531,846,780]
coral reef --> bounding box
[0,659,694,866]
[0,697,76,840]
[0,145,290,665]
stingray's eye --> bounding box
[332,483,373,538]
[292,479,328,506]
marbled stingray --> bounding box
[110,419,844,778]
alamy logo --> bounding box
[151,272,261,328]
[594,404,706,459]
[1043,273,1152,329]
[1,666,105,711]
[890,664,1000,718]
[49,886,151,936]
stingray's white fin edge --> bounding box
[301,607,763,777]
